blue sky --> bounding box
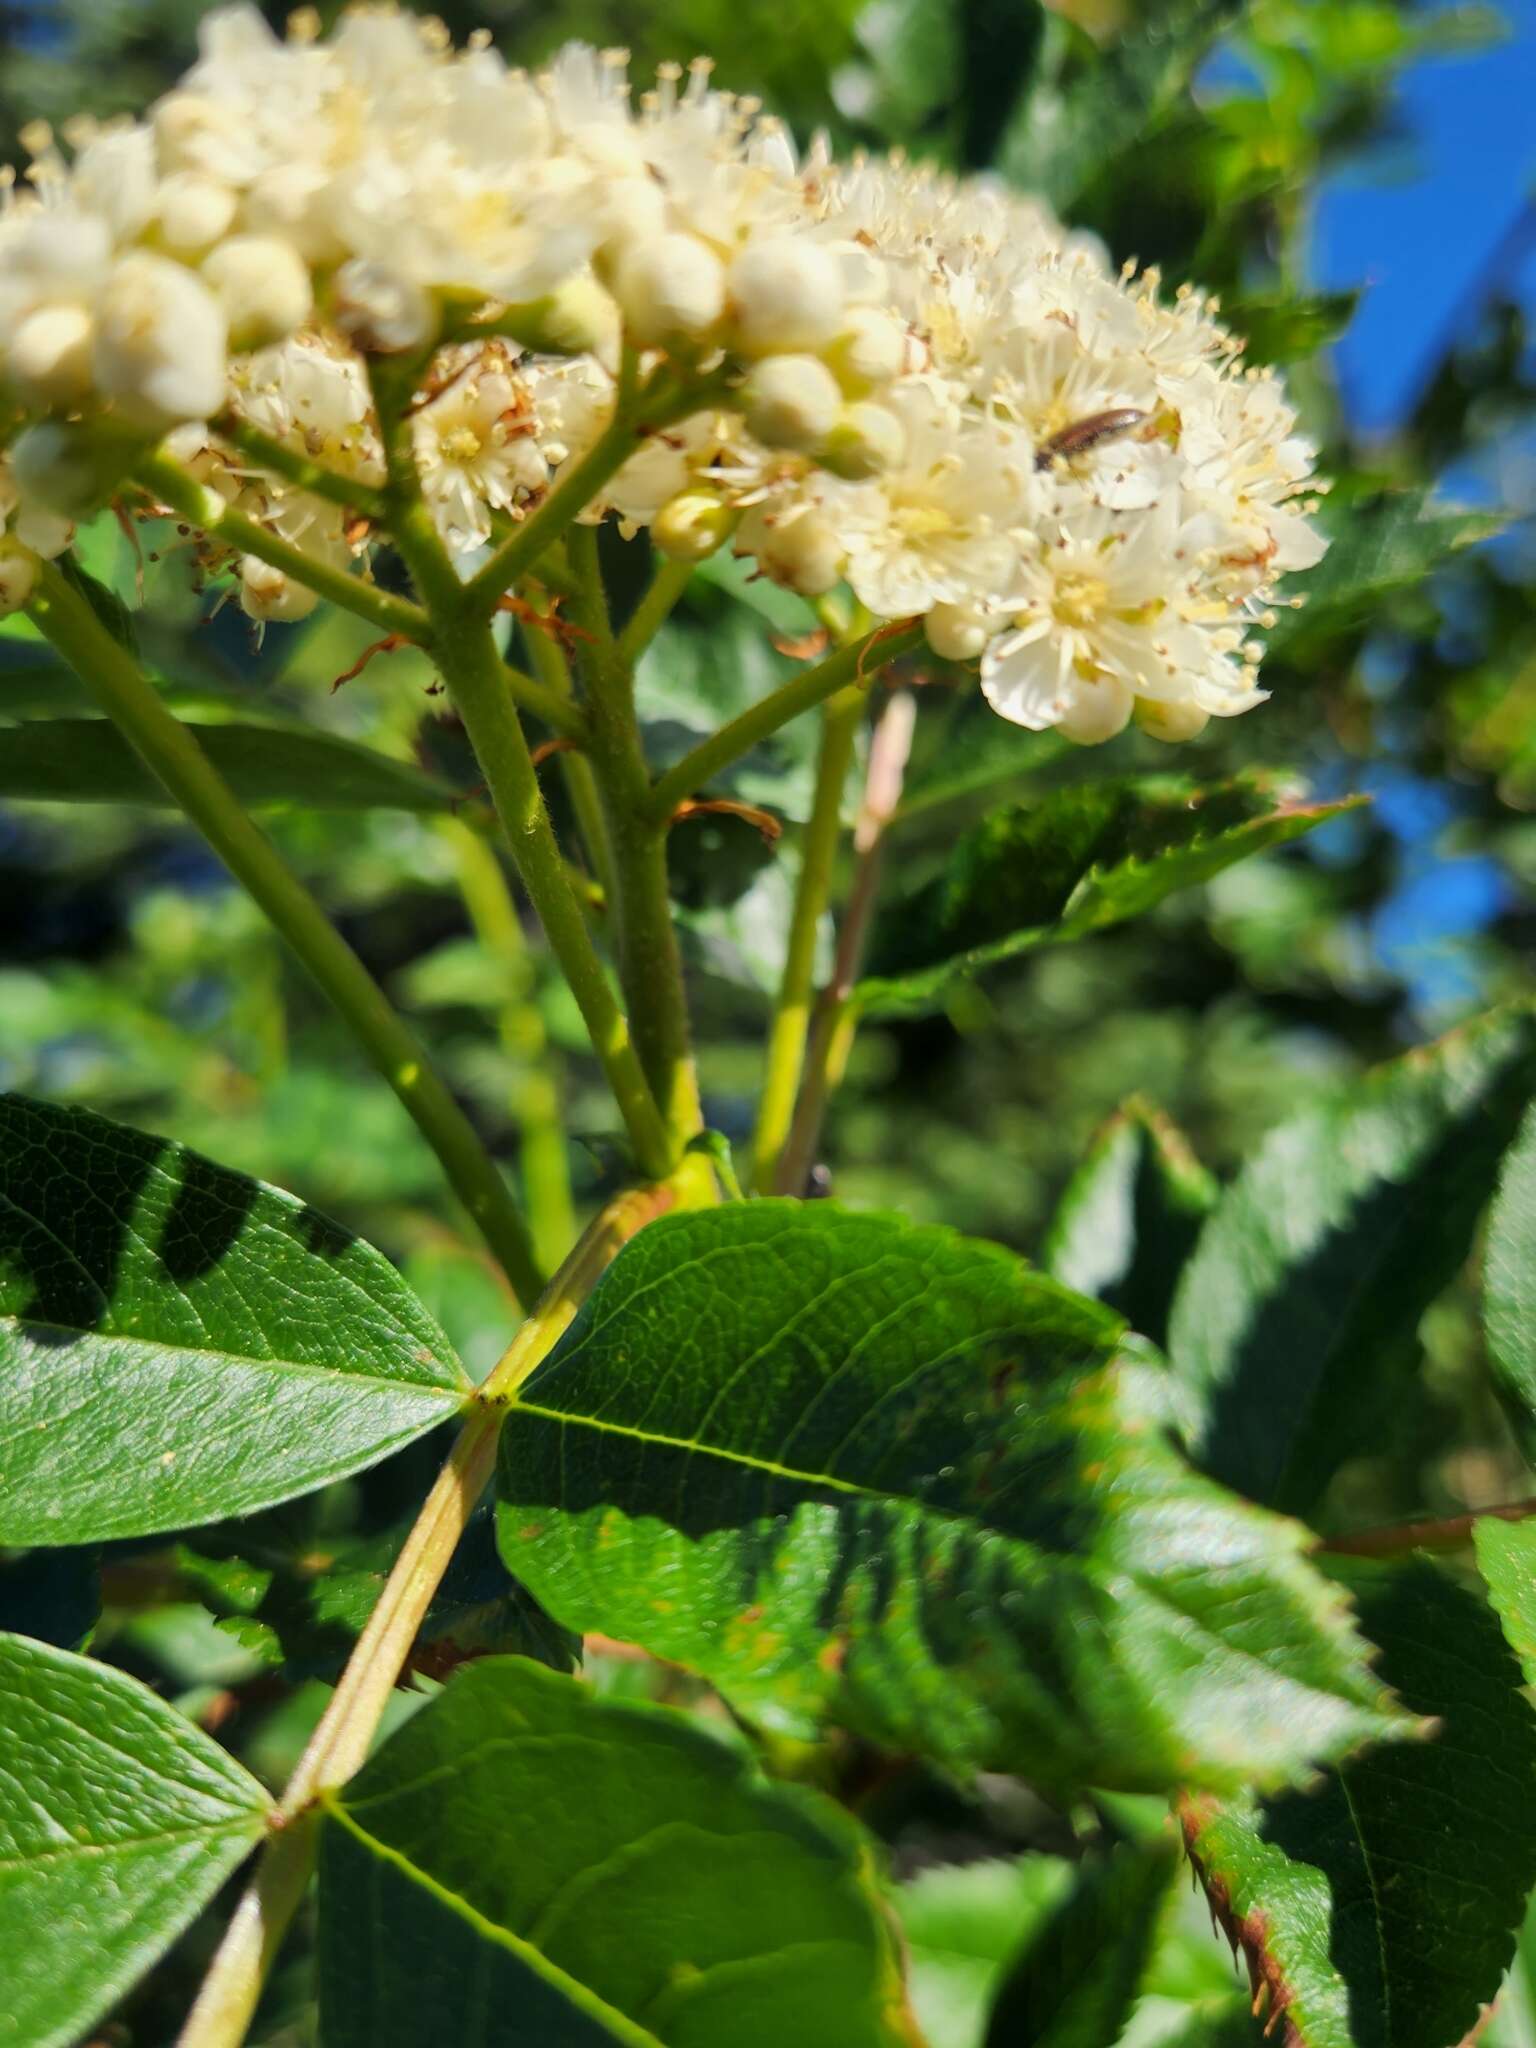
[1312,0,1536,434]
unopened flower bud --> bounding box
[593,179,669,272]
[1134,696,1210,743]
[93,252,228,427]
[612,233,725,349]
[6,304,96,406]
[728,237,844,356]
[332,260,438,355]
[11,420,135,519]
[651,489,737,564]
[239,555,319,623]
[0,535,40,617]
[925,601,990,663]
[825,306,906,396]
[1058,676,1134,745]
[155,173,239,256]
[740,354,841,451]
[202,236,314,349]
[820,401,905,480]
[498,275,620,365]
[736,502,845,597]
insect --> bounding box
[1034,407,1150,470]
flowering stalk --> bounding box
[647,622,922,821]
[778,689,917,1192]
[177,1170,705,2048]
[211,410,388,522]
[370,371,678,1179]
[445,818,577,1271]
[567,526,704,1142]
[751,685,866,1193]
[615,552,695,668]
[520,587,621,906]
[25,557,544,1304]
[133,449,429,645]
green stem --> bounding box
[176,1174,699,2048]
[134,451,430,645]
[212,411,387,521]
[521,595,619,905]
[27,559,543,1303]
[776,690,916,1194]
[567,526,704,1143]
[462,408,638,617]
[498,657,589,743]
[751,686,865,1194]
[615,551,694,669]
[368,361,677,1178]
[647,622,922,822]
[446,818,576,1270]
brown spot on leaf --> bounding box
[1178,1796,1302,2048]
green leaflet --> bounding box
[982,1839,1180,2048]
[1475,1517,1536,1687]
[0,1631,272,2048]
[1182,1564,1536,2048]
[317,1657,914,2048]
[497,1202,1405,1795]
[857,774,1360,1020]
[1486,1100,1536,1446]
[1169,1005,1536,1515]
[1263,488,1501,663]
[0,715,460,811]
[0,1094,469,1544]
[1041,1098,1217,1348]
[897,1858,1075,2048]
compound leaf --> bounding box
[497,1202,1404,1796]
[318,1657,913,2048]
[0,1094,469,1544]
[1169,1005,1536,1516]
[858,775,1359,1020]
[0,1631,272,2048]
[1182,1564,1536,2048]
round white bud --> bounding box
[10,420,133,519]
[825,306,907,396]
[332,260,437,355]
[0,536,40,618]
[93,252,228,428]
[925,601,991,663]
[611,234,725,349]
[651,490,738,564]
[7,209,112,299]
[1134,696,1210,744]
[155,173,239,256]
[6,304,96,406]
[201,236,314,350]
[727,237,844,356]
[736,502,845,597]
[1058,675,1134,745]
[819,401,905,481]
[593,178,669,271]
[740,354,842,452]
[239,555,319,623]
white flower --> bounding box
[413,358,547,554]
[93,251,227,427]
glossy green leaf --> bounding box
[1264,488,1501,662]
[1486,1100,1536,1443]
[317,1657,913,2048]
[0,1094,469,1544]
[1475,1516,1536,1687]
[0,715,460,811]
[1169,1005,1536,1515]
[858,775,1360,1019]
[1182,1564,1536,2048]
[498,1202,1404,1795]
[1042,1098,1217,1348]
[0,1630,272,2048]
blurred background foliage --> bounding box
[3,0,1536,2041]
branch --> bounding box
[1320,1496,1536,1560]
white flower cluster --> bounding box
[0,4,1327,742]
